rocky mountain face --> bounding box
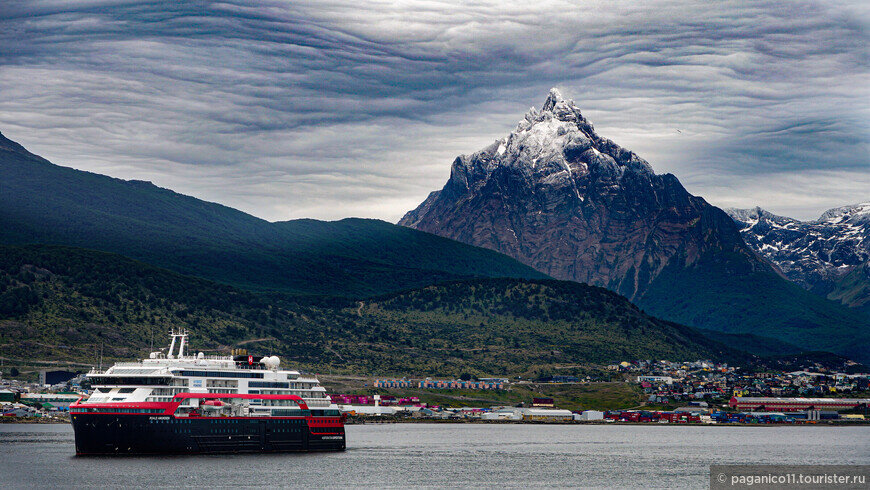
[400,89,870,362]
[401,88,768,300]
[726,204,870,309]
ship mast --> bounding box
[167,329,189,359]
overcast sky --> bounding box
[1,0,867,222]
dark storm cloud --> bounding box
[0,0,867,221]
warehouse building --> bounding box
[729,397,869,412]
[521,408,574,422]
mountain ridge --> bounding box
[0,131,547,297]
[725,203,870,309]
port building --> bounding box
[729,397,869,412]
[575,410,604,421]
[521,408,574,422]
[20,393,81,410]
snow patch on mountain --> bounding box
[725,203,870,296]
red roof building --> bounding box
[729,396,869,412]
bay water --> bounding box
[1,423,868,488]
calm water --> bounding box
[1,423,868,488]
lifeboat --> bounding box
[200,400,225,410]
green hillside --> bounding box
[637,247,870,364]
[695,329,803,358]
[0,245,754,376]
[0,132,546,297]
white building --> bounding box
[575,410,604,421]
[340,405,396,416]
[481,409,522,421]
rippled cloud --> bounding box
[1,0,867,221]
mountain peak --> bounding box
[424,88,656,208]
[542,87,567,112]
[724,206,785,223]
[493,88,653,177]
[532,87,589,128]
[818,202,870,224]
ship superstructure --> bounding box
[70,331,345,454]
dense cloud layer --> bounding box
[1,0,867,221]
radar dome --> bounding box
[263,356,280,369]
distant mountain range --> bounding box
[400,88,870,362]
[0,131,546,298]
[726,204,870,310]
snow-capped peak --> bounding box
[727,203,869,294]
[460,88,654,177]
[818,202,870,225]
[532,87,590,128]
[542,87,566,111]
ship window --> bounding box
[249,381,289,389]
[118,388,136,393]
[271,409,309,417]
[178,370,264,379]
[70,407,164,414]
[90,376,171,386]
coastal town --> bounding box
[4,358,868,426]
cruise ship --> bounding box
[70,330,345,454]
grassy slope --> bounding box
[0,134,546,297]
[0,245,753,377]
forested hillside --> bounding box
[0,245,754,376]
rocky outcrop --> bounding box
[400,89,768,301]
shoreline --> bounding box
[0,417,69,424]
[1,417,866,427]
[349,418,870,427]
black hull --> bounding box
[71,415,345,455]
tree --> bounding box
[10,367,19,377]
